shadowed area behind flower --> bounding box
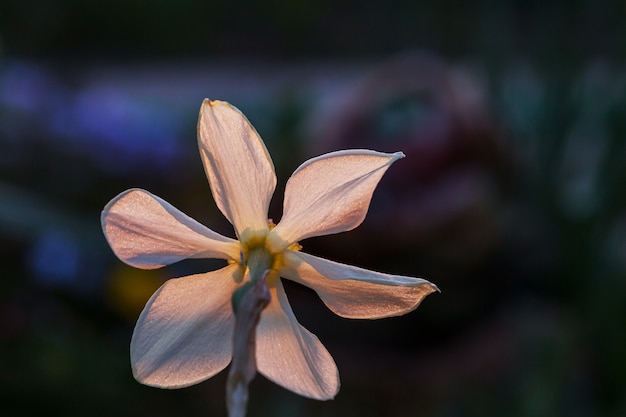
[1,33,626,417]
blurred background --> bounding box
[1,0,625,416]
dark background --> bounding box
[1,1,625,416]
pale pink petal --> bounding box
[131,264,242,388]
[281,251,439,319]
[102,188,240,269]
[256,279,340,400]
[269,150,404,250]
[197,100,276,238]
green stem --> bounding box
[246,247,273,283]
[226,271,271,417]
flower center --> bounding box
[237,220,301,286]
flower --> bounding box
[101,99,438,400]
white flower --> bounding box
[101,99,438,400]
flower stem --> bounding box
[227,271,270,417]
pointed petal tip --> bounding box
[200,98,235,111]
[199,99,229,117]
[419,278,440,294]
[312,386,339,401]
[322,380,340,400]
[203,98,221,106]
[394,151,406,160]
[200,99,218,115]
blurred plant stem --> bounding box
[227,273,271,417]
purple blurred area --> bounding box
[1,2,626,416]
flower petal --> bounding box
[256,279,340,400]
[131,264,242,388]
[270,150,404,249]
[102,188,240,269]
[281,251,439,319]
[197,100,276,238]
